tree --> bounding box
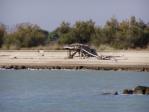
[54,21,73,44]
[73,20,95,43]
[4,23,48,49]
[0,23,6,47]
[59,31,76,44]
[104,17,119,46]
[56,21,71,34]
[1,16,149,49]
[48,31,59,41]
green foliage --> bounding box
[56,20,95,44]
[73,20,95,43]
[0,24,6,47]
[4,23,48,49]
[1,17,149,49]
[54,21,74,44]
[48,31,59,41]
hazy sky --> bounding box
[0,0,149,31]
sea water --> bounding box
[0,70,149,112]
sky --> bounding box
[0,0,149,31]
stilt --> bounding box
[64,43,99,59]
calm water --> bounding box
[0,70,149,112]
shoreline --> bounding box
[0,63,149,72]
[0,50,149,72]
[0,64,149,72]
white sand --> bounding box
[0,50,149,68]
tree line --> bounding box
[0,16,149,49]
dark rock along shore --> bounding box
[0,64,149,72]
[101,86,149,95]
[122,86,149,95]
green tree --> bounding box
[56,21,71,34]
[0,24,6,47]
[73,20,95,43]
[59,31,76,44]
[104,17,119,46]
[54,21,73,44]
[5,23,48,49]
[1,16,149,49]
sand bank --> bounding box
[0,50,149,71]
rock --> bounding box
[122,86,149,95]
[133,86,149,95]
[123,89,133,94]
[114,91,118,95]
[101,86,149,96]
[145,88,149,95]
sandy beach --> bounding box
[0,50,149,71]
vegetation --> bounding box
[0,16,149,50]
[0,24,6,47]
[3,23,49,49]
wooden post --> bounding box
[68,50,72,58]
[78,49,81,57]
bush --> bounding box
[4,23,48,49]
[1,17,149,50]
[0,24,6,47]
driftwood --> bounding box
[64,43,98,59]
[64,43,121,60]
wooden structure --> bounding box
[64,43,99,59]
[64,43,121,60]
